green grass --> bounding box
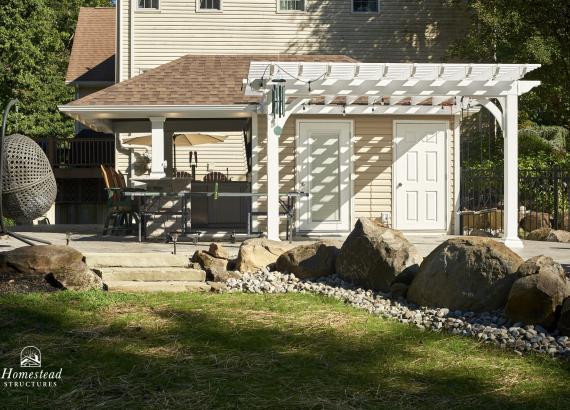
[0,291,569,409]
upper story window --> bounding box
[278,0,306,12]
[352,0,379,13]
[138,0,159,9]
[199,0,222,11]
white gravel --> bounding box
[225,269,570,358]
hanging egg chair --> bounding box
[1,133,57,222]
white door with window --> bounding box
[394,122,447,231]
[298,121,351,232]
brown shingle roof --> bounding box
[66,7,115,84]
[67,54,357,106]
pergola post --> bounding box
[149,117,166,178]
[503,94,523,248]
[266,112,280,241]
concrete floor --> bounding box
[4,227,570,267]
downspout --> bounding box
[129,0,135,79]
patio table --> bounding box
[124,190,309,242]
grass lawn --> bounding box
[0,292,569,409]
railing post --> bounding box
[47,137,56,166]
[553,169,559,229]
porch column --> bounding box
[149,117,166,178]
[266,113,280,241]
[503,94,523,248]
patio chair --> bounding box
[100,165,140,236]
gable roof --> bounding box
[67,54,357,106]
[66,7,115,84]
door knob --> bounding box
[397,182,403,188]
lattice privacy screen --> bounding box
[1,134,57,221]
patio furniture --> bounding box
[123,190,308,243]
[100,165,140,236]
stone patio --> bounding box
[4,227,570,269]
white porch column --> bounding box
[503,94,523,248]
[149,117,166,178]
[266,113,280,241]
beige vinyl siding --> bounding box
[253,114,456,235]
[115,132,248,180]
[119,0,468,80]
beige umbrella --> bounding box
[123,132,227,146]
[123,133,227,175]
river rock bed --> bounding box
[225,269,570,358]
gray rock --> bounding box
[505,256,569,327]
[47,268,103,291]
[275,240,341,279]
[407,237,523,312]
[335,218,422,292]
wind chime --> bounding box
[271,79,286,119]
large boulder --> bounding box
[519,212,551,233]
[0,245,103,291]
[526,227,551,241]
[335,218,422,292]
[235,238,296,273]
[547,230,570,243]
[0,245,87,275]
[558,298,570,336]
[505,256,570,327]
[407,237,523,312]
[275,240,342,279]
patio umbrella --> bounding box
[123,133,227,173]
[123,132,227,146]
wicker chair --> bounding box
[100,165,139,235]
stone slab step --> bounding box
[105,280,212,293]
[98,267,206,282]
[85,253,189,269]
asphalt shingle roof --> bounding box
[66,7,115,83]
[68,54,357,106]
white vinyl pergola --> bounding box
[245,62,541,247]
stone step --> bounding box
[105,280,212,293]
[99,267,206,282]
[85,253,189,269]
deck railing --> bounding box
[37,137,115,168]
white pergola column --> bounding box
[266,113,280,241]
[503,94,523,248]
[149,117,166,178]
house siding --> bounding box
[253,114,457,235]
[118,0,468,81]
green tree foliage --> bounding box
[0,0,112,139]
[446,0,570,129]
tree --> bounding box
[0,0,113,139]
[446,0,570,129]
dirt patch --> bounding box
[0,271,57,293]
